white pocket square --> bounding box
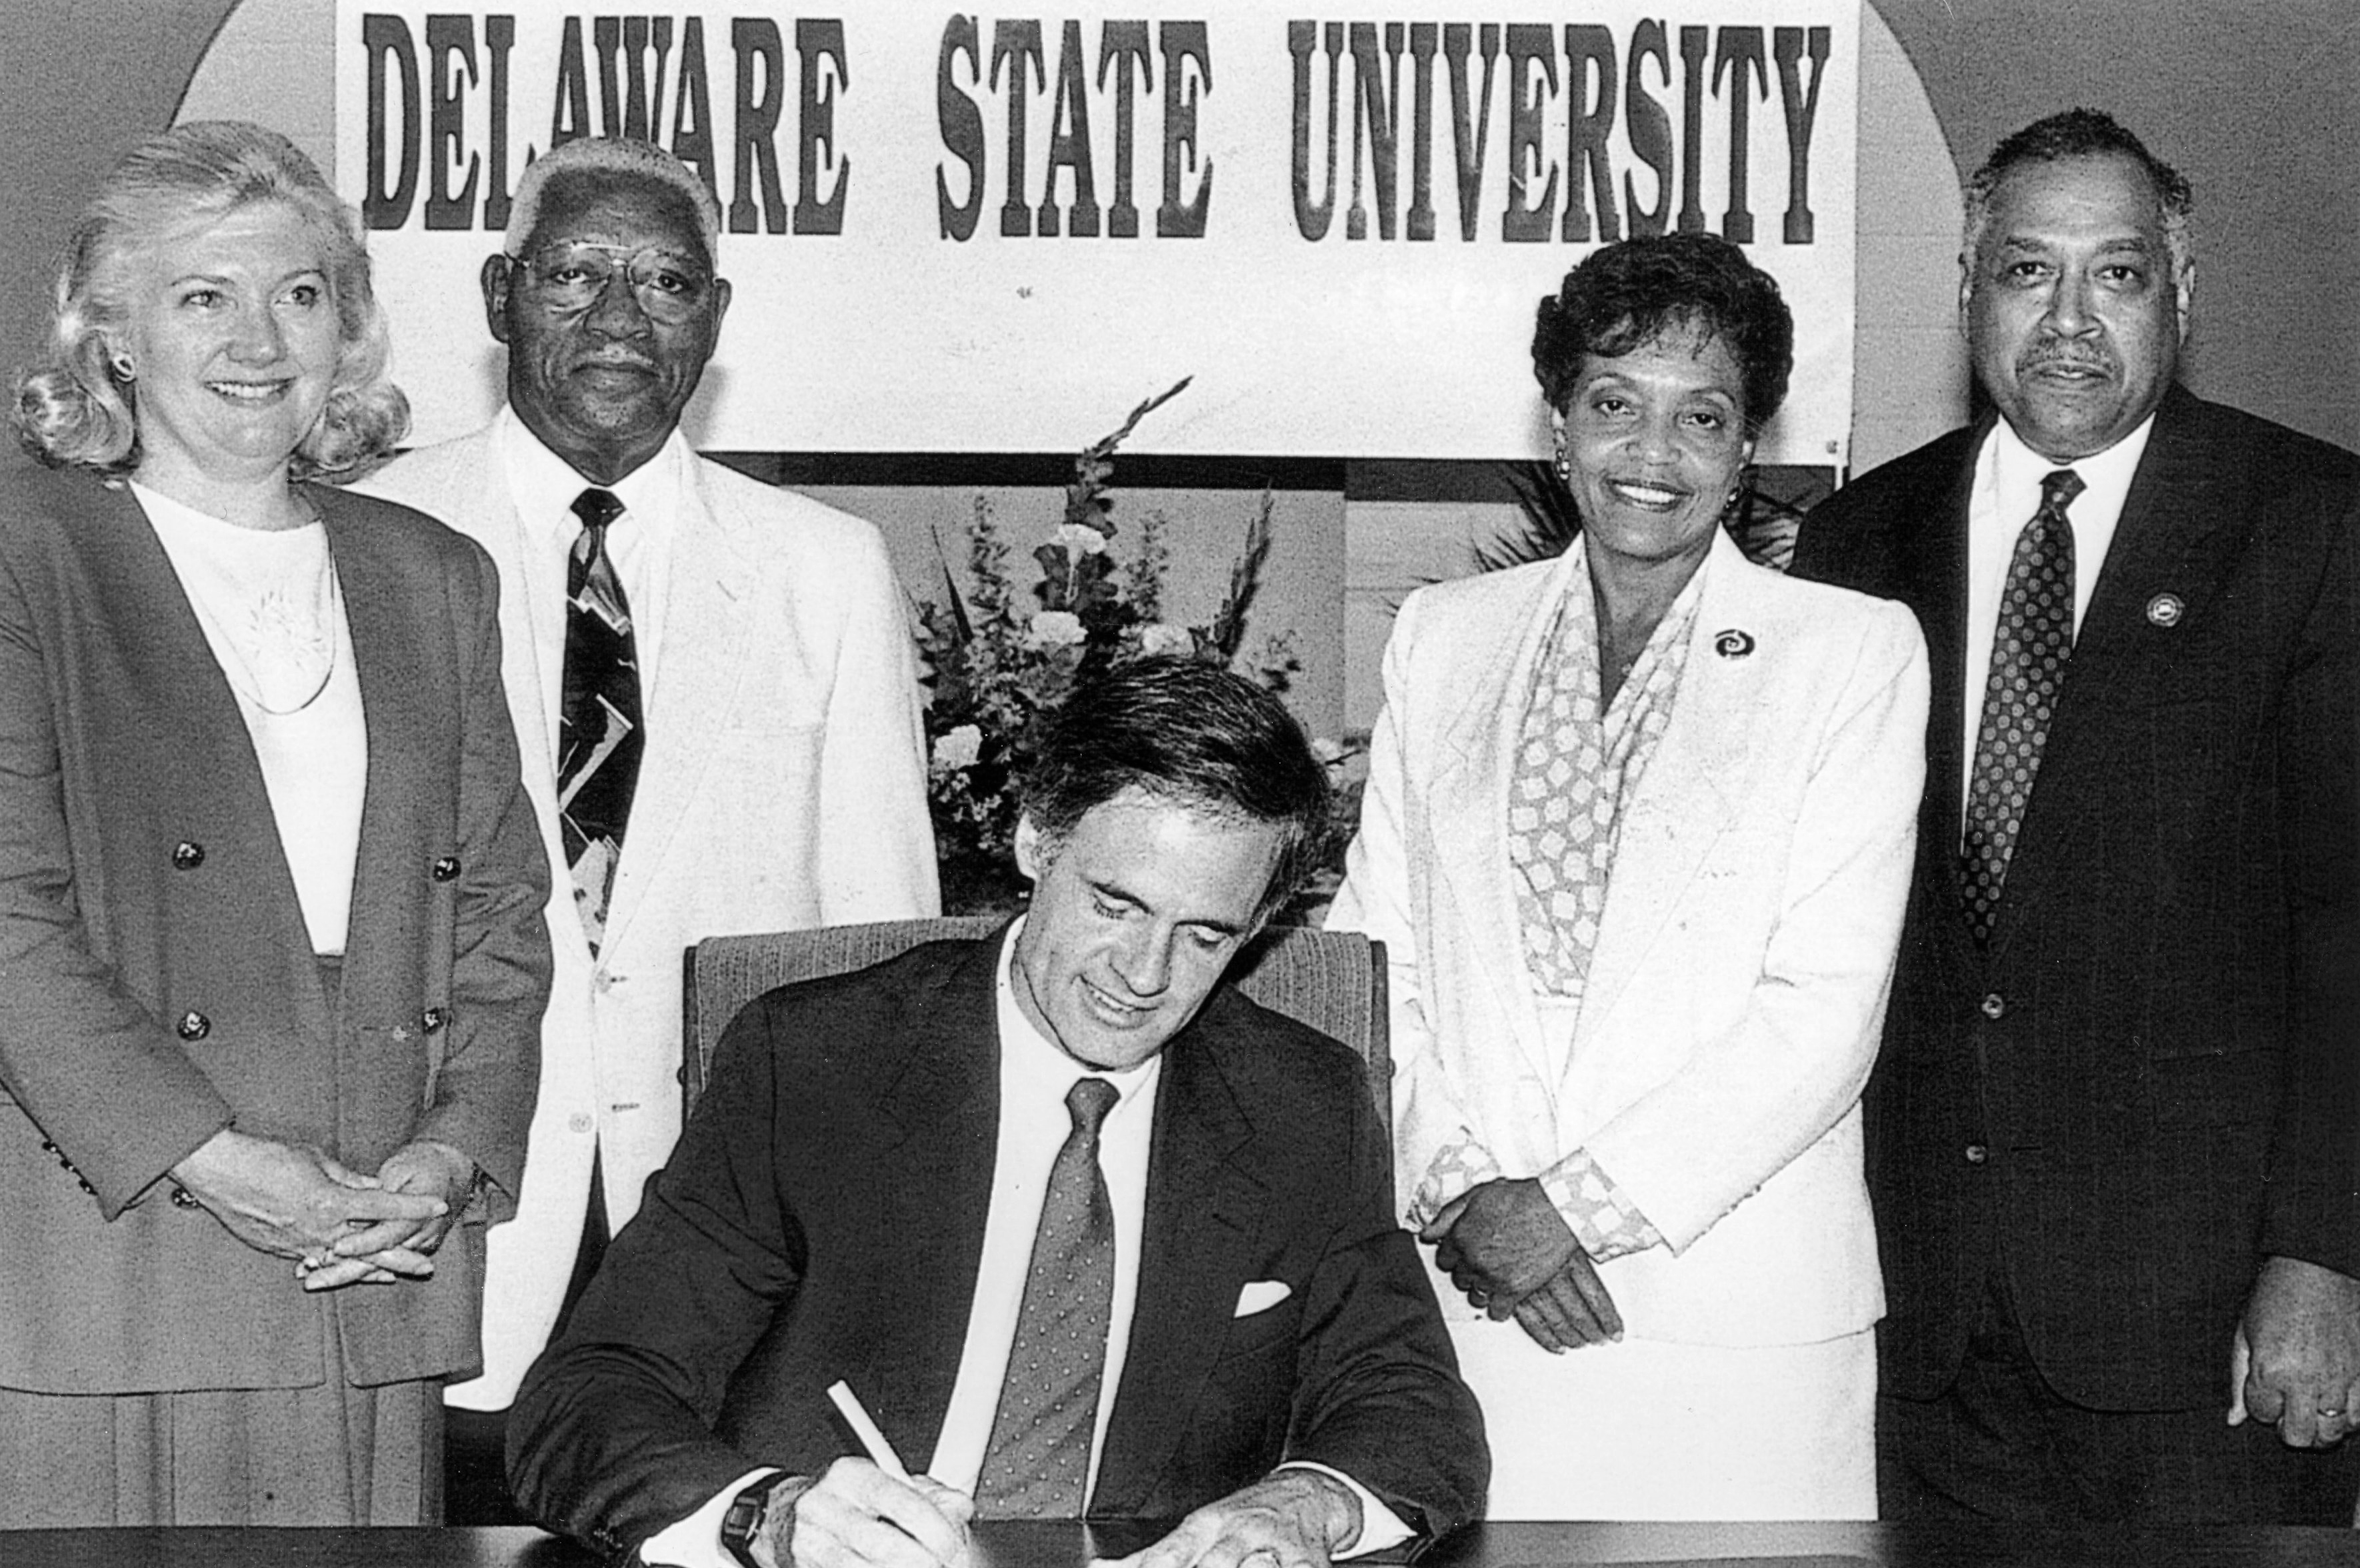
[1233,1279,1292,1317]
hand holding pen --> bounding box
[747,1382,975,1568]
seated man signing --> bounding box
[508,658,1488,1568]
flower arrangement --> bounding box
[916,379,1313,913]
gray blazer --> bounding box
[0,459,550,1393]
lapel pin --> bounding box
[2145,593,2185,628]
[1713,629,1755,658]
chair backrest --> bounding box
[683,919,1391,1143]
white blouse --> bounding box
[133,482,366,956]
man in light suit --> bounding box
[1791,109,2360,1521]
[508,661,1486,1568]
[362,136,939,1502]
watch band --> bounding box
[720,1473,812,1568]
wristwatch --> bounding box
[720,1473,807,1568]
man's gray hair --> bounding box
[1961,107,2193,288]
[503,136,724,260]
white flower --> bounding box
[932,723,983,773]
[1025,610,1087,649]
[1055,523,1109,557]
[1139,622,1195,657]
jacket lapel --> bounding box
[1093,1002,1266,1513]
[855,937,1003,1467]
[1880,418,1985,983]
[598,460,754,955]
[1987,386,2231,951]
[1425,554,1581,1099]
[319,491,438,1035]
[1570,532,1759,1051]
[87,484,329,1034]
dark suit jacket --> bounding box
[509,931,1487,1559]
[1791,385,2360,1409]
[0,459,551,1393]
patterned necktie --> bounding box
[1961,467,2083,943]
[557,487,643,953]
[975,1077,1121,1519]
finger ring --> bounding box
[2319,1407,2345,1418]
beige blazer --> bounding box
[363,424,938,1404]
[1327,529,1927,1347]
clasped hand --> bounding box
[1421,1177,1623,1352]
[169,1127,470,1291]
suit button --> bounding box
[1979,992,2006,1019]
[568,1113,593,1135]
[176,1010,211,1041]
[421,1006,448,1033]
[1965,1143,1989,1165]
[431,855,461,883]
[171,841,205,870]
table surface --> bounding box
[6,1520,2360,1568]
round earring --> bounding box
[109,354,135,382]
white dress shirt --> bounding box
[493,405,686,759]
[1960,413,2155,815]
[645,923,1405,1565]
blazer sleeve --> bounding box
[811,522,941,921]
[0,523,233,1215]
[509,993,808,1555]
[411,539,551,1207]
[2257,492,2360,1276]
[1585,602,1929,1249]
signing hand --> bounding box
[1420,1177,1581,1314]
[1508,1253,1623,1351]
[2229,1255,2360,1447]
[169,1128,447,1273]
[761,1457,973,1568]
[1092,1469,1359,1568]
[304,1139,477,1291]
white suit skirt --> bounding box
[1449,1313,1876,1520]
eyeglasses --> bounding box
[507,241,713,321]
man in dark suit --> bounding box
[1792,108,2360,1522]
[509,659,1487,1568]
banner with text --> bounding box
[336,4,1858,461]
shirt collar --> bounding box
[992,916,1164,1110]
[1989,409,2157,529]
[494,403,690,550]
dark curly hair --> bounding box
[1531,232,1793,436]
[1020,658,1331,921]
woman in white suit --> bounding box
[1327,233,1927,1519]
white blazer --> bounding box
[1327,529,1927,1347]
[362,424,939,1404]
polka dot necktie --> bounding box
[556,487,642,954]
[1961,468,2082,944]
[975,1076,1120,1518]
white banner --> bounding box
[336,4,1857,463]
